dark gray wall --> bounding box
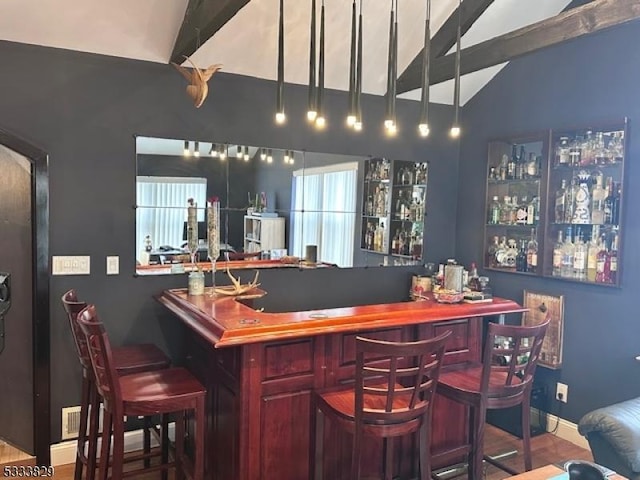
[457,21,640,423]
[0,40,459,442]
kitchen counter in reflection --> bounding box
[156,289,526,348]
[137,259,337,275]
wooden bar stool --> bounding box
[313,331,451,480]
[62,290,171,480]
[436,317,550,480]
[77,304,206,480]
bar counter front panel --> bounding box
[157,289,526,480]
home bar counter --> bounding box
[157,288,526,480]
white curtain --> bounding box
[291,164,357,267]
[136,176,207,259]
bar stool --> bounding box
[62,290,171,480]
[313,331,451,480]
[77,304,206,480]
[436,317,550,480]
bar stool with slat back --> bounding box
[62,289,171,480]
[436,316,551,480]
[77,304,206,480]
[313,330,451,480]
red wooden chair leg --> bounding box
[143,416,151,468]
[175,411,185,480]
[86,385,100,480]
[194,397,206,480]
[98,410,112,480]
[522,394,533,471]
[111,415,125,480]
[419,420,431,480]
[74,375,91,480]
[161,413,169,480]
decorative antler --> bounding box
[214,265,260,296]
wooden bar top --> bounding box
[156,288,526,348]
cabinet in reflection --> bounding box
[361,158,428,261]
[243,214,285,254]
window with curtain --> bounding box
[136,176,207,260]
[291,163,358,267]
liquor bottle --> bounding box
[508,196,518,225]
[603,178,619,224]
[564,178,576,224]
[402,228,411,256]
[556,136,570,166]
[554,180,567,224]
[609,230,618,284]
[515,240,527,272]
[526,152,539,178]
[395,191,404,219]
[391,229,399,254]
[500,196,511,224]
[595,234,610,283]
[487,236,499,268]
[569,136,582,166]
[552,230,564,276]
[527,196,539,226]
[499,154,508,181]
[586,226,600,282]
[508,145,517,180]
[526,228,538,273]
[517,145,527,180]
[590,174,606,224]
[468,262,481,291]
[581,131,594,166]
[412,232,423,259]
[593,132,607,164]
[560,227,574,278]
[496,236,508,268]
[571,172,591,224]
[573,230,587,280]
[488,196,500,224]
[396,166,405,185]
[516,196,528,225]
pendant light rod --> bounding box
[384,0,394,125]
[354,0,363,130]
[347,0,357,125]
[307,0,317,121]
[419,0,431,136]
[391,0,398,124]
[451,0,462,137]
[276,0,285,124]
[315,0,326,128]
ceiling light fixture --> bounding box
[194,141,200,157]
[315,0,326,129]
[210,143,218,157]
[354,0,363,131]
[267,149,273,163]
[183,140,190,156]
[237,145,242,158]
[346,0,357,127]
[260,148,267,161]
[450,0,462,138]
[284,150,290,164]
[244,146,250,161]
[307,0,317,122]
[289,150,295,164]
[219,144,227,160]
[418,0,431,138]
[384,0,398,135]
[275,0,286,125]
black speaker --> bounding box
[486,385,548,438]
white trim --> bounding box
[293,161,358,176]
[49,424,175,467]
[136,176,207,185]
[545,413,590,450]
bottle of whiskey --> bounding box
[526,228,538,273]
[555,180,567,224]
[552,230,564,276]
[516,240,527,272]
[573,230,587,280]
[586,226,600,282]
[590,174,606,224]
[560,227,574,278]
[595,234,610,283]
[609,230,618,284]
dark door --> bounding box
[0,144,34,454]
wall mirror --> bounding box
[135,136,424,276]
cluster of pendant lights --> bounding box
[274,0,463,138]
[182,141,295,165]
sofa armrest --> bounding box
[578,397,640,474]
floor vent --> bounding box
[61,405,104,440]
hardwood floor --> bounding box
[1,424,592,479]
[0,440,32,464]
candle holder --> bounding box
[207,199,221,295]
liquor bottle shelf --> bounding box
[486,223,538,228]
[488,178,541,184]
[552,160,623,170]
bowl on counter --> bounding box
[433,290,464,304]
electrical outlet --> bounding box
[556,382,568,403]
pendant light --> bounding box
[450,0,462,138]
[210,143,218,157]
[275,0,286,124]
[418,0,431,137]
[183,140,190,157]
[244,146,250,161]
[237,145,242,158]
[260,148,267,161]
[194,141,200,157]
[315,0,326,129]
[384,0,397,135]
[307,0,317,122]
[346,0,357,127]
[353,0,363,131]
[219,144,227,160]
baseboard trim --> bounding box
[545,413,589,450]
[50,424,174,467]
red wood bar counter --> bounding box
[157,288,525,480]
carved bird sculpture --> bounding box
[171,56,222,108]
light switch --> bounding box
[106,256,119,275]
[52,256,91,275]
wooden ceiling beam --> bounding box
[397,0,640,93]
[396,0,495,93]
[171,0,250,64]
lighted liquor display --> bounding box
[483,119,627,287]
[361,158,427,261]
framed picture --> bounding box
[522,291,564,369]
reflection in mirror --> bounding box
[134,137,424,276]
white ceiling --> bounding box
[0,0,570,105]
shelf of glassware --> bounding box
[361,158,391,254]
[543,123,626,287]
[483,136,544,275]
[389,183,426,260]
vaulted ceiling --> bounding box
[1,0,638,106]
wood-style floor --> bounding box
[0,424,592,479]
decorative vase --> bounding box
[207,199,221,293]
[188,270,205,295]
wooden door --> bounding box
[0,144,34,454]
